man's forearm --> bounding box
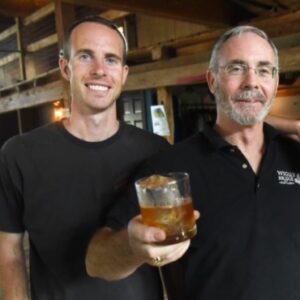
[85,227,145,281]
[0,253,29,300]
[0,232,30,300]
[86,217,193,281]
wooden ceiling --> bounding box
[0,0,300,27]
[1,0,300,114]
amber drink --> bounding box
[135,173,196,245]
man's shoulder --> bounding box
[276,134,300,152]
[2,122,57,153]
[122,123,170,146]
[148,132,208,165]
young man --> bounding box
[0,16,172,300]
[86,26,300,300]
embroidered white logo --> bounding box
[277,170,300,185]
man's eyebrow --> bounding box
[105,52,122,60]
[257,61,275,66]
[226,59,274,66]
[226,59,247,65]
[74,48,94,56]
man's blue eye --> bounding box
[79,53,91,61]
[106,57,118,65]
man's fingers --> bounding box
[128,215,166,243]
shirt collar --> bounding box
[202,122,281,152]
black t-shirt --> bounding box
[0,121,169,300]
[107,123,300,300]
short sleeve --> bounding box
[0,148,25,233]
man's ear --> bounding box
[59,58,70,81]
[121,64,129,86]
[206,70,217,95]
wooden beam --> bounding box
[15,17,26,80]
[279,46,300,73]
[129,52,208,74]
[54,0,76,50]
[0,80,63,114]
[54,0,76,105]
[125,61,208,91]
[23,2,55,26]
[0,68,60,94]
[151,46,171,61]
[62,0,248,26]
[100,10,131,20]
[249,8,300,37]
[26,33,58,52]
[0,53,19,67]
[0,25,16,42]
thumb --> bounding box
[128,215,166,243]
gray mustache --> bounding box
[233,90,265,102]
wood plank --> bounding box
[272,32,300,49]
[279,46,300,72]
[249,8,300,37]
[23,2,55,26]
[125,61,208,91]
[0,68,60,93]
[177,40,215,56]
[0,25,16,42]
[15,17,26,80]
[100,10,131,20]
[0,53,19,67]
[129,52,209,74]
[62,0,248,26]
[54,0,76,49]
[0,80,63,114]
[26,33,58,52]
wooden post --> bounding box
[157,87,174,144]
[152,46,175,144]
[15,17,25,134]
[54,0,75,108]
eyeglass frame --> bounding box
[216,61,278,80]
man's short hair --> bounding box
[60,15,128,64]
[208,25,279,72]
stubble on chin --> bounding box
[214,86,274,126]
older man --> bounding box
[86,25,300,300]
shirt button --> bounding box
[242,163,248,169]
[257,183,260,189]
[230,148,235,153]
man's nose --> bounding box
[241,68,259,89]
[90,59,106,77]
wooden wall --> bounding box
[136,15,209,47]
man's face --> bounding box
[207,32,279,126]
[59,22,128,115]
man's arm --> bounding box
[85,215,191,281]
[0,232,30,300]
[265,115,300,142]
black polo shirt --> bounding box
[107,123,300,300]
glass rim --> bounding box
[135,172,190,188]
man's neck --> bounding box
[214,118,265,174]
[63,113,120,142]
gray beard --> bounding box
[215,87,274,126]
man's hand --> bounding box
[128,211,200,267]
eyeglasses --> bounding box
[218,63,278,81]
